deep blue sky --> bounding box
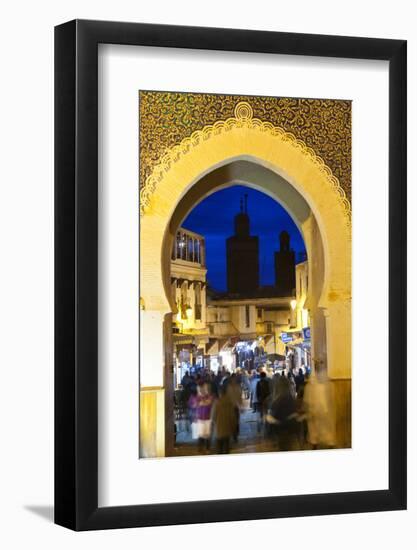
[182,185,306,291]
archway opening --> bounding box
[140,144,351,460]
[162,160,330,457]
[171,183,311,358]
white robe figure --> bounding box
[303,374,336,447]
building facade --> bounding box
[170,228,209,386]
[170,229,310,381]
[277,261,311,370]
[206,295,294,372]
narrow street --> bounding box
[172,397,308,457]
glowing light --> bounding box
[290,299,297,311]
[219,350,234,370]
[302,309,309,328]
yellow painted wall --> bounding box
[139,387,165,458]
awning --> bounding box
[173,335,195,344]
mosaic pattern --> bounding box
[139,91,351,206]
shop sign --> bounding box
[303,327,311,340]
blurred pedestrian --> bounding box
[287,369,297,398]
[196,383,215,452]
[241,369,250,399]
[256,371,271,426]
[249,370,260,412]
[212,386,236,454]
[303,370,336,449]
[267,375,299,450]
[295,367,305,394]
[226,373,242,442]
[188,387,199,439]
[181,370,192,388]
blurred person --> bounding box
[208,371,219,398]
[267,375,299,450]
[212,386,236,454]
[226,373,242,442]
[221,370,231,388]
[295,366,305,394]
[182,371,196,407]
[272,370,281,384]
[181,370,192,387]
[268,376,297,421]
[287,369,297,398]
[249,370,260,412]
[241,369,250,399]
[256,371,271,429]
[215,368,223,389]
[196,382,215,452]
[188,387,199,440]
[303,369,336,449]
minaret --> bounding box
[274,230,296,295]
[226,194,259,295]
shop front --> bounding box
[173,337,207,388]
[280,327,312,372]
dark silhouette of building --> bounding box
[226,195,259,295]
[275,230,295,295]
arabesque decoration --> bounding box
[139,93,351,223]
[139,91,351,208]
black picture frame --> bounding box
[55,19,407,531]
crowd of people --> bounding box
[176,363,336,455]
[179,369,242,454]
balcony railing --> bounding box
[172,229,205,266]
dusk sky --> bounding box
[182,185,306,291]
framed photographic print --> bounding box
[55,20,407,530]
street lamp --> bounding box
[290,299,297,311]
